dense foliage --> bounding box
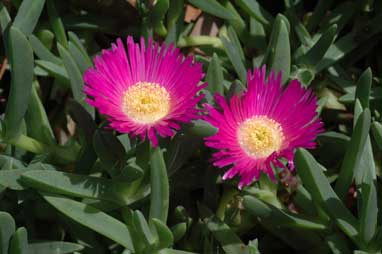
[0,0,382,253]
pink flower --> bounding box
[204,67,323,189]
[84,36,206,146]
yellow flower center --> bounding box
[238,116,284,158]
[122,82,170,124]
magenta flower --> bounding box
[204,67,323,189]
[84,36,206,146]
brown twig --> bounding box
[0,58,8,80]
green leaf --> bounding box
[171,222,187,242]
[28,241,84,254]
[149,0,169,36]
[334,108,371,201]
[35,60,69,83]
[244,196,327,230]
[306,0,334,32]
[371,121,382,151]
[295,149,360,244]
[249,18,267,51]
[13,0,45,35]
[67,32,92,67]
[9,227,28,254]
[93,129,126,169]
[0,155,25,170]
[297,24,337,69]
[43,193,135,251]
[57,43,92,113]
[0,212,16,254]
[220,32,247,84]
[25,81,56,145]
[29,34,62,64]
[159,249,198,254]
[0,3,11,53]
[4,26,34,140]
[188,0,235,20]
[20,170,142,205]
[248,239,260,254]
[358,139,377,244]
[133,210,156,247]
[47,0,67,47]
[316,14,382,72]
[355,68,372,109]
[325,234,351,254]
[263,14,290,84]
[205,216,247,254]
[151,218,174,249]
[149,147,169,223]
[0,169,28,190]
[206,53,224,94]
[235,0,273,28]
[68,41,91,73]
[67,100,96,172]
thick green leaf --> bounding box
[220,33,247,84]
[371,121,382,151]
[358,143,377,244]
[43,194,135,251]
[295,149,360,245]
[316,14,382,72]
[263,14,290,84]
[29,34,62,64]
[133,210,156,247]
[0,3,10,34]
[68,41,91,73]
[355,68,372,109]
[9,227,28,254]
[47,0,67,47]
[206,53,224,94]
[57,43,92,113]
[0,169,28,190]
[0,155,25,170]
[171,222,187,243]
[205,216,247,254]
[13,0,45,35]
[334,108,371,201]
[35,60,69,83]
[297,24,337,69]
[307,0,334,32]
[244,196,327,230]
[159,249,197,254]
[151,218,174,249]
[20,170,145,205]
[93,129,126,169]
[149,147,169,223]
[0,3,11,53]
[149,0,169,36]
[249,18,266,51]
[67,32,92,67]
[188,0,235,20]
[67,100,96,172]
[28,241,84,254]
[0,212,16,254]
[25,82,55,145]
[4,26,34,140]
[235,0,273,28]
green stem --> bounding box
[216,188,239,220]
[11,134,47,153]
[177,36,223,48]
[8,134,79,164]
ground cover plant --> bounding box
[0,0,382,253]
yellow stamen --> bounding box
[122,82,170,124]
[238,116,284,158]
